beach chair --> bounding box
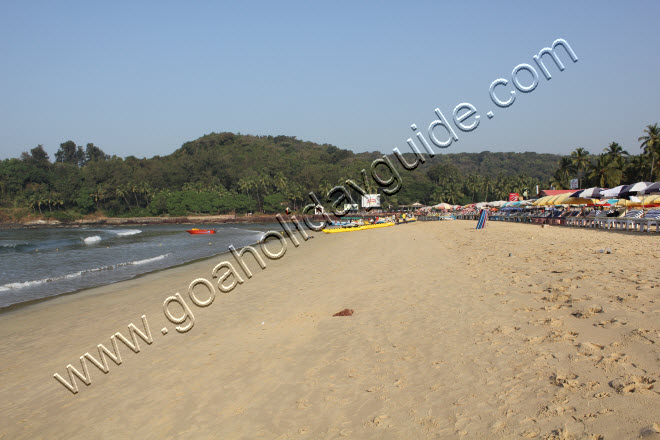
[552,210,565,225]
[634,209,660,232]
[593,210,610,229]
[620,209,644,231]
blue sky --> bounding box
[0,1,658,160]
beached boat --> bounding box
[186,228,216,234]
[322,222,395,233]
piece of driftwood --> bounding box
[333,309,354,317]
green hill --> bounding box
[1,132,566,219]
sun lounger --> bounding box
[633,209,660,232]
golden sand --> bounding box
[0,221,659,439]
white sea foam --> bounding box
[232,227,267,235]
[111,229,142,237]
[0,242,28,248]
[0,253,172,292]
[83,235,102,244]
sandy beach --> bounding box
[1,220,659,439]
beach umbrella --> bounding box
[533,196,549,206]
[640,182,660,195]
[551,193,573,205]
[601,185,627,198]
[541,195,562,205]
[487,200,507,207]
[575,187,604,199]
[563,197,598,205]
[619,182,652,199]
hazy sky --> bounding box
[1,1,658,160]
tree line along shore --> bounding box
[1,125,657,224]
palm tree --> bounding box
[129,182,140,207]
[465,174,481,203]
[588,154,622,187]
[115,185,131,208]
[237,177,255,198]
[549,171,567,190]
[638,124,660,180]
[603,141,628,158]
[603,142,628,169]
[438,181,464,204]
[570,148,590,188]
[557,157,574,183]
[274,172,288,194]
[482,176,492,202]
[90,185,106,210]
[624,155,649,183]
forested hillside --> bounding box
[0,132,575,220]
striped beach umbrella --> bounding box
[620,182,652,198]
[601,185,627,198]
[640,182,660,195]
[574,187,604,199]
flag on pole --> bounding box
[476,209,488,229]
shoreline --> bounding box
[0,244,241,316]
[0,213,389,230]
[0,214,276,229]
[1,217,319,313]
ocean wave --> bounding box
[232,227,268,235]
[0,242,29,248]
[83,235,102,244]
[110,229,142,237]
[0,253,172,292]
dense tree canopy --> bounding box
[2,129,651,221]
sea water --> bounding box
[0,224,275,308]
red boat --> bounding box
[186,228,216,234]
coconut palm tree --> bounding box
[603,142,628,170]
[638,124,660,180]
[603,141,628,158]
[588,154,622,188]
[115,185,131,208]
[482,176,492,202]
[624,154,649,183]
[90,185,107,210]
[570,148,590,188]
[465,174,481,203]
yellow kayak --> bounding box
[322,222,395,233]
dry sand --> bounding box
[0,221,659,439]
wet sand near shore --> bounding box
[0,221,659,439]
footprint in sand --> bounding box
[626,329,657,345]
[550,372,580,389]
[576,342,605,356]
[571,305,604,319]
[542,292,573,304]
[595,318,627,328]
[609,375,656,394]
